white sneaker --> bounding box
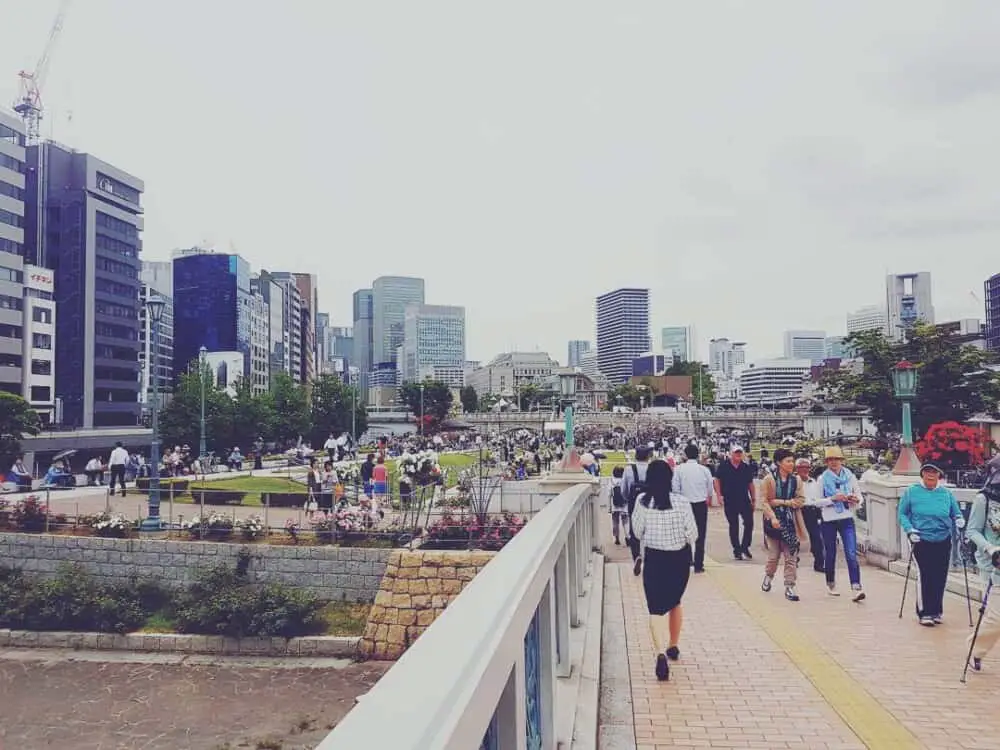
[827,584,840,597]
[761,574,773,593]
[851,585,866,603]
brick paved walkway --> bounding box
[605,506,1000,750]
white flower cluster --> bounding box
[183,512,234,530]
[92,513,130,533]
[333,461,360,483]
[237,514,266,538]
[398,450,441,477]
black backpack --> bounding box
[612,483,627,508]
[629,465,648,508]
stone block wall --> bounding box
[359,549,496,660]
[0,533,391,603]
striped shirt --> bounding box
[631,494,699,552]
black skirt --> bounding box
[642,545,692,615]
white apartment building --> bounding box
[846,304,888,335]
[21,265,56,422]
[739,359,812,403]
[709,338,746,379]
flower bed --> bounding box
[422,511,526,551]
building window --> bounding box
[0,324,21,339]
[96,233,139,259]
[0,294,22,311]
[0,266,23,283]
[30,386,51,403]
[27,288,52,301]
[0,354,21,368]
[31,307,52,324]
[0,124,24,147]
[32,333,51,349]
[0,238,23,257]
[0,209,23,229]
[0,153,23,174]
[0,181,23,201]
[95,211,138,239]
[30,359,51,376]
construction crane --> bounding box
[13,0,73,143]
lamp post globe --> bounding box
[140,296,166,531]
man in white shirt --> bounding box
[672,444,714,573]
[795,458,824,573]
[108,442,130,497]
[324,434,338,462]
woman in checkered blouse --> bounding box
[631,459,699,682]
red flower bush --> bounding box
[915,421,988,469]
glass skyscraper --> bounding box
[372,276,425,366]
[401,304,465,382]
[596,288,650,385]
[172,253,252,379]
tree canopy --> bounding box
[459,385,478,413]
[664,361,716,406]
[309,374,366,446]
[400,380,453,431]
[820,325,1000,435]
[0,391,41,467]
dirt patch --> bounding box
[0,657,391,749]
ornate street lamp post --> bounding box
[198,345,208,465]
[891,360,920,476]
[419,382,425,438]
[140,296,166,531]
[559,372,577,455]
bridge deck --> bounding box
[601,508,996,750]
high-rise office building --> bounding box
[352,289,374,377]
[987,273,1000,352]
[739,359,812,403]
[824,336,848,360]
[661,326,693,363]
[596,288,650,385]
[253,273,288,379]
[26,141,143,427]
[567,340,591,367]
[372,276,425,367]
[316,312,330,365]
[139,261,174,407]
[783,330,826,364]
[263,271,304,383]
[708,338,746,379]
[846,304,888,335]
[887,272,934,341]
[172,252,255,382]
[292,273,318,383]
[0,113,56,423]
[400,304,466,382]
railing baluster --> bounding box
[567,522,580,627]
[538,584,557,747]
[554,552,571,677]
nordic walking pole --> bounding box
[899,543,915,619]
[963,556,974,627]
[962,578,994,683]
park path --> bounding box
[603,506,999,750]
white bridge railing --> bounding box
[319,481,600,750]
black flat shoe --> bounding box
[633,558,642,576]
[666,646,680,661]
[655,654,669,681]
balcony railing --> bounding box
[318,481,600,749]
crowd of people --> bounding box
[612,438,1000,683]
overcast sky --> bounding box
[3,1,998,363]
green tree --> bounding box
[606,383,649,411]
[270,372,310,445]
[820,324,1000,435]
[231,378,276,446]
[664,361,716,406]
[459,385,478,413]
[517,383,543,411]
[158,371,234,455]
[0,392,41,468]
[479,392,500,412]
[400,380,453,431]
[309,375,368,446]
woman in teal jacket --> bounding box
[898,462,963,626]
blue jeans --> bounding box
[822,518,861,587]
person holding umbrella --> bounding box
[898,462,964,626]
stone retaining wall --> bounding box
[0,533,391,603]
[359,549,496,660]
[0,629,359,657]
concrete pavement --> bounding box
[601,506,1000,750]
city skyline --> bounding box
[3,2,996,363]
